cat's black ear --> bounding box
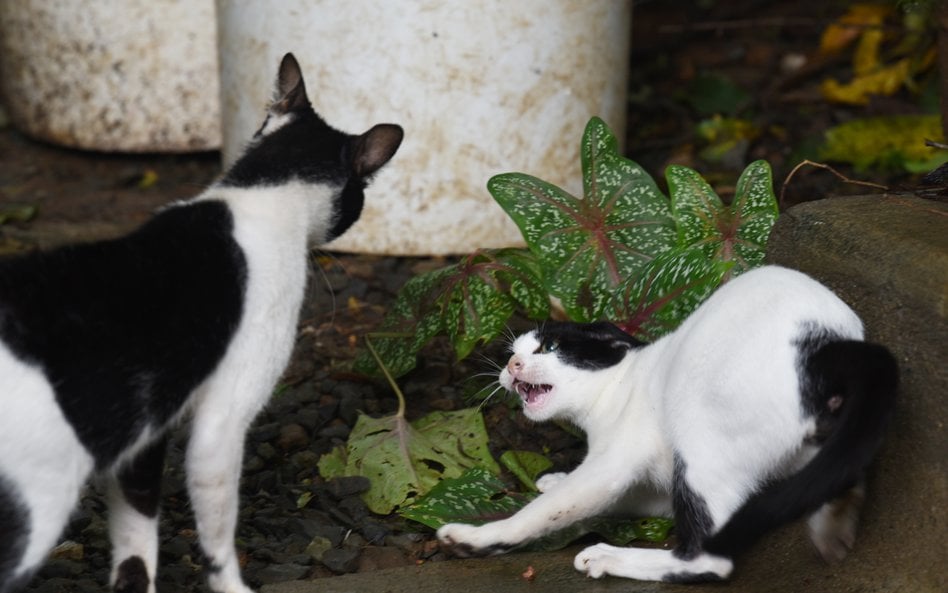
[272,53,310,114]
[351,124,404,177]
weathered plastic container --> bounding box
[217,0,630,255]
[0,0,220,152]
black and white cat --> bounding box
[0,53,402,593]
[438,265,898,582]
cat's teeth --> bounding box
[513,379,552,404]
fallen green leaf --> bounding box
[499,450,554,492]
[317,445,347,479]
[318,407,498,515]
[0,204,37,225]
[296,491,313,509]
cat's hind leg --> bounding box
[0,347,95,590]
[807,481,865,563]
[107,437,168,593]
[575,544,733,582]
[574,454,736,582]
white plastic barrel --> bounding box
[217,1,630,255]
[0,0,220,152]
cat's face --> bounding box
[499,322,641,422]
[221,53,403,242]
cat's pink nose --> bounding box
[508,355,523,373]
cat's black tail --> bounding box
[703,339,898,557]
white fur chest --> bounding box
[191,183,334,402]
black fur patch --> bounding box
[662,570,726,584]
[0,201,247,467]
[329,178,367,242]
[117,437,167,518]
[704,326,897,558]
[448,542,515,558]
[113,556,149,593]
[222,110,351,188]
[0,475,30,593]
[535,321,644,370]
[671,455,716,560]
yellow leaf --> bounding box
[819,4,890,56]
[821,58,912,105]
[137,169,159,189]
[820,114,946,172]
[853,26,883,76]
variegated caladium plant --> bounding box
[358,117,778,377]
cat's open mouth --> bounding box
[512,379,553,407]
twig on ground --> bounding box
[780,159,888,208]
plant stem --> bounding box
[365,335,407,418]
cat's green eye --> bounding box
[539,339,559,354]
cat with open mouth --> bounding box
[439,265,897,583]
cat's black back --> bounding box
[0,201,246,465]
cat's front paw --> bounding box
[535,472,568,493]
[437,523,514,557]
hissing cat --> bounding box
[438,265,898,583]
[0,53,402,593]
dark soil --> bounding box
[0,1,935,591]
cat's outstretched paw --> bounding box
[436,523,514,557]
[535,472,568,493]
[574,543,622,579]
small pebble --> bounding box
[277,423,310,451]
[325,476,371,499]
[254,563,310,585]
[320,548,360,574]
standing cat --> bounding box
[0,53,402,593]
[438,265,897,582]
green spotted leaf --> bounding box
[443,249,548,360]
[490,117,677,321]
[361,121,778,381]
[611,247,733,341]
[399,469,674,550]
[399,467,535,529]
[354,266,454,377]
[667,159,777,274]
[356,249,547,377]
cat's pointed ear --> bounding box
[272,53,310,114]
[351,124,404,177]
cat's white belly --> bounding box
[0,341,95,578]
